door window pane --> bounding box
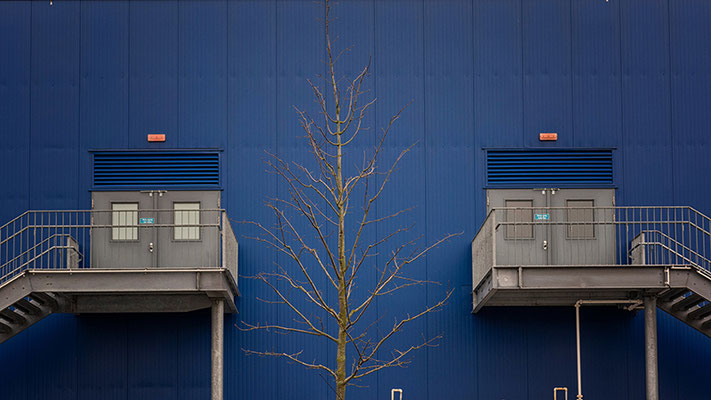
[174,202,200,240]
[567,200,595,239]
[505,200,534,239]
[112,203,138,240]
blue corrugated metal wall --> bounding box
[1,0,710,399]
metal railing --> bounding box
[472,206,711,290]
[0,209,238,286]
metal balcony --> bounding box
[471,206,711,336]
[0,209,239,343]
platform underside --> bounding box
[473,265,702,312]
[1,268,239,314]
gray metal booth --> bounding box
[91,190,222,269]
[487,188,616,266]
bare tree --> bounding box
[240,2,457,399]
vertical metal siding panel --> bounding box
[522,0,573,148]
[476,308,528,399]
[525,309,575,400]
[0,1,31,223]
[226,1,278,399]
[77,316,128,400]
[619,0,673,205]
[275,2,325,399]
[570,0,622,148]
[423,1,477,399]
[179,0,227,148]
[578,308,633,400]
[375,1,428,397]
[177,311,210,400]
[626,312,645,400]
[29,0,81,210]
[129,1,179,148]
[0,333,28,400]
[669,0,711,211]
[657,310,681,400]
[126,315,178,400]
[80,0,130,207]
[474,0,523,148]
[26,315,77,400]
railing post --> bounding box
[491,211,496,267]
[221,211,226,270]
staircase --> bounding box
[0,287,69,343]
[656,270,711,337]
[631,228,711,338]
[0,228,80,343]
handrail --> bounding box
[1,233,75,270]
[628,229,711,267]
[0,210,29,231]
[0,244,82,284]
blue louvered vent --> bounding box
[93,151,220,189]
[486,149,613,187]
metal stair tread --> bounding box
[14,298,41,315]
[0,309,26,326]
[688,303,711,320]
[672,293,704,311]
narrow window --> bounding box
[174,202,200,240]
[567,200,595,239]
[112,203,138,241]
[505,200,534,239]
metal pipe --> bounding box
[212,298,224,400]
[573,299,642,400]
[575,302,583,400]
[554,387,568,400]
[391,388,403,400]
[644,296,659,400]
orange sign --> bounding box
[539,133,558,141]
[147,134,166,142]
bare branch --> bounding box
[244,349,336,379]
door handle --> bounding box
[149,242,154,253]
[543,240,548,251]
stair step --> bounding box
[0,309,27,326]
[672,294,704,312]
[659,288,688,303]
[688,303,711,320]
[14,298,41,315]
[0,320,12,334]
[29,292,58,309]
[702,319,711,330]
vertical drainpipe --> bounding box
[644,296,659,400]
[575,302,583,400]
[212,299,225,400]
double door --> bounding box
[487,188,615,266]
[90,191,220,269]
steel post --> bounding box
[212,298,224,400]
[644,296,659,400]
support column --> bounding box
[644,296,659,400]
[212,299,224,400]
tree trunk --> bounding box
[335,96,347,400]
